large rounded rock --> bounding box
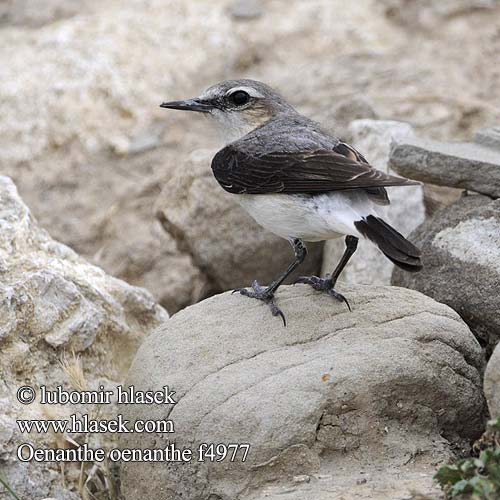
[121,284,485,500]
[392,194,500,351]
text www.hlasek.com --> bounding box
[15,384,251,464]
[17,414,172,434]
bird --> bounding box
[160,79,422,325]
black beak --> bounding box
[160,98,213,113]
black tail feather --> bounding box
[354,215,422,272]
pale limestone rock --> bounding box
[0,176,167,498]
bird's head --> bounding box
[160,79,295,143]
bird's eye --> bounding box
[229,90,250,106]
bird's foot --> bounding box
[294,275,351,311]
[233,280,286,326]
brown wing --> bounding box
[211,143,419,195]
[332,141,369,163]
[332,141,390,205]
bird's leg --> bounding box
[233,238,308,326]
[295,235,358,310]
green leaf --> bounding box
[435,464,462,486]
[461,458,480,477]
[436,431,500,499]
[488,463,500,483]
[469,477,496,498]
[449,478,473,496]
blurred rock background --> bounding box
[1,0,500,314]
[1,1,500,499]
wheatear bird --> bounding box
[161,79,422,324]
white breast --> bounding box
[235,191,384,242]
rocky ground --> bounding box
[121,286,486,500]
[1,0,500,499]
[0,177,167,499]
[1,0,500,312]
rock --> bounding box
[248,1,500,144]
[333,97,378,127]
[321,97,378,140]
[228,0,263,20]
[155,149,323,291]
[0,175,167,351]
[484,344,500,417]
[0,176,167,498]
[392,194,500,351]
[422,184,462,216]
[389,135,500,198]
[0,0,239,170]
[474,125,500,150]
[246,468,443,499]
[0,0,240,312]
[382,0,498,29]
[2,0,500,315]
[349,120,416,167]
[86,168,211,313]
[0,0,98,28]
[322,120,425,285]
[121,285,485,500]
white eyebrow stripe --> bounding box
[226,86,264,98]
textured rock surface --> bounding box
[228,0,263,20]
[121,285,485,500]
[0,0,239,312]
[327,97,378,140]
[475,125,500,150]
[423,183,463,217]
[485,343,500,418]
[0,0,99,27]
[0,176,167,498]
[82,155,211,314]
[389,135,500,198]
[0,0,239,169]
[393,194,500,351]
[382,0,499,29]
[156,149,323,291]
[245,468,445,500]
[322,120,425,285]
[2,0,500,312]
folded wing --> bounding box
[211,143,419,195]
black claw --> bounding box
[296,275,352,311]
[277,310,286,327]
[270,303,287,327]
[234,281,287,326]
[329,289,351,311]
[344,297,352,312]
